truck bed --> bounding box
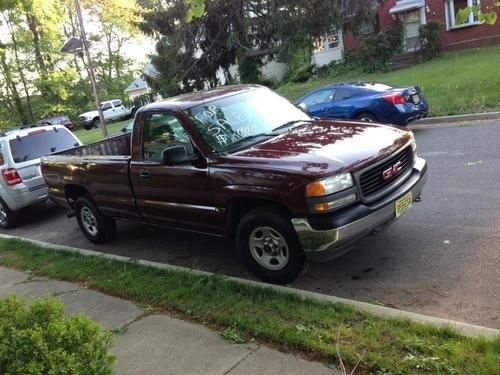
[41,133,139,220]
[55,133,131,157]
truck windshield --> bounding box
[9,128,78,163]
[185,89,311,152]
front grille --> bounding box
[359,147,412,197]
[78,116,87,122]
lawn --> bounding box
[277,45,500,117]
[0,237,498,375]
[73,119,129,144]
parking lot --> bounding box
[5,120,500,329]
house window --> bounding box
[313,29,340,53]
[445,0,480,29]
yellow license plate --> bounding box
[395,191,413,218]
[412,94,420,103]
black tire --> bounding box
[0,198,16,229]
[237,207,305,284]
[92,118,101,128]
[74,196,116,243]
[355,112,377,122]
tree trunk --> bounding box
[0,52,27,124]
[6,14,34,122]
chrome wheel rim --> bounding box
[0,204,7,226]
[249,226,289,271]
[81,207,98,236]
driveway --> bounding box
[5,120,500,329]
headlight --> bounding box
[305,173,353,198]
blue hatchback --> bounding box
[295,82,429,126]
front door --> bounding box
[401,10,422,52]
[130,111,222,234]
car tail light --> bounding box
[2,168,22,186]
[383,93,407,105]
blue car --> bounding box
[295,82,429,126]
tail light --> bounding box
[2,168,22,186]
[383,93,407,105]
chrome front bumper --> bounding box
[292,157,428,262]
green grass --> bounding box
[277,45,500,117]
[0,238,498,374]
[73,120,129,144]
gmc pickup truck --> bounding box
[41,85,427,283]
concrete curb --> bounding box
[414,111,500,125]
[1,233,498,339]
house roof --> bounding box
[389,0,424,15]
[125,77,148,92]
[144,63,160,77]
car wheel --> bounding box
[356,113,377,122]
[0,198,16,229]
[237,207,305,284]
[75,196,115,243]
[93,118,101,128]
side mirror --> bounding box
[297,102,309,114]
[161,145,191,165]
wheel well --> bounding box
[226,198,293,238]
[354,111,377,121]
[65,185,90,208]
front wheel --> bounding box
[237,208,305,284]
[75,196,116,243]
[0,198,16,229]
[92,118,101,128]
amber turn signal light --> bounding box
[305,181,326,197]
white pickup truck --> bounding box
[78,99,133,130]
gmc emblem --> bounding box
[382,161,403,181]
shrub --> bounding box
[0,295,115,375]
[358,27,404,72]
[418,21,442,61]
[258,76,279,89]
[289,64,315,83]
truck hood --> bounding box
[219,119,413,178]
[79,110,98,118]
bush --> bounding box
[418,21,442,61]
[258,76,279,89]
[289,64,315,83]
[358,27,404,72]
[0,295,115,375]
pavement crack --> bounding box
[223,345,261,374]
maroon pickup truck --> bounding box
[41,85,427,283]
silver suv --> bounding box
[0,124,82,228]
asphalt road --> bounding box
[5,120,500,329]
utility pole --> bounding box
[74,0,107,137]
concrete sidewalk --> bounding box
[0,267,341,375]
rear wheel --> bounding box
[237,208,305,284]
[75,196,115,243]
[356,112,376,122]
[0,198,16,229]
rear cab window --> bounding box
[8,127,80,164]
[112,100,122,107]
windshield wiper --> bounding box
[222,133,275,153]
[271,119,313,133]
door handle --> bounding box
[139,171,152,181]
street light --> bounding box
[60,0,107,137]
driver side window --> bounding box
[143,112,190,160]
[301,89,336,107]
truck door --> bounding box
[129,111,222,234]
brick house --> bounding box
[343,0,500,53]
